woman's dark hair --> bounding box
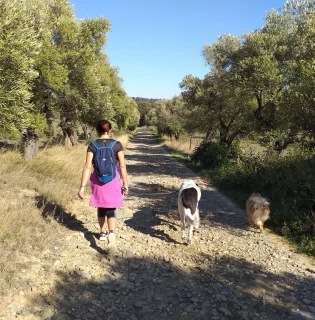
[96,120,112,135]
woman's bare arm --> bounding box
[118,150,128,195]
[78,152,93,199]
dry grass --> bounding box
[162,135,203,155]
[239,139,267,156]
[115,133,129,151]
[0,133,129,292]
[162,134,267,158]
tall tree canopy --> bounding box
[0,0,139,148]
[0,0,41,137]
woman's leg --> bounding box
[97,208,107,232]
[100,208,116,232]
[98,216,107,232]
[97,208,108,239]
[105,209,117,253]
[107,217,116,232]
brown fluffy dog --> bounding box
[246,193,270,233]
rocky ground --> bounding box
[1,127,315,320]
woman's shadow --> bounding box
[35,195,108,255]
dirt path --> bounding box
[1,127,315,320]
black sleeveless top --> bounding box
[87,139,123,162]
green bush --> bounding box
[191,141,238,169]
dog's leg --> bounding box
[247,215,253,229]
[179,205,187,239]
[194,209,200,229]
[178,202,186,240]
[258,221,264,233]
[181,214,186,239]
[183,207,194,244]
[188,224,193,245]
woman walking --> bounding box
[78,120,128,253]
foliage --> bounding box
[0,0,139,145]
[181,70,254,147]
[177,1,315,151]
[132,97,160,126]
[148,97,187,140]
[0,0,40,136]
[191,141,238,169]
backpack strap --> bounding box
[109,140,117,150]
[92,141,100,150]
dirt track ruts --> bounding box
[1,127,315,320]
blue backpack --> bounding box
[92,140,118,183]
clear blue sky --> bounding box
[70,0,286,99]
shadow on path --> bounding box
[126,130,193,179]
[124,182,181,244]
[35,196,107,255]
[26,255,315,320]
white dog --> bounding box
[178,179,201,244]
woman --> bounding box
[78,120,128,253]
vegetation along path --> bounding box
[1,128,315,320]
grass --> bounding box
[0,133,129,292]
[163,135,203,155]
[239,139,267,156]
[163,145,203,174]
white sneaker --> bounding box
[99,232,108,241]
[107,232,116,254]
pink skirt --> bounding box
[89,170,123,208]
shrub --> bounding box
[191,141,238,169]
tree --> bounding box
[237,31,286,129]
[79,54,115,139]
[181,35,254,148]
[126,98,140,130]
[0,0,40,137]
[133,98,158,126]
[180,75,217,140]
[277,0,315,148]
[53,6,111,146]
[29,0,114,146]
[151,97,186,141]
[246,0,315,151]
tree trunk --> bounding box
[189,134,193,150]
[274,137,297,156]
[157,128,163,137]
[82,124,90,141]
[219,126,228,147]
[22,127,39,160]
[254,93,277,128]
[64,130,78,147]
[205,128,214,140]
[44,104,54,138]
[60,118,78,147]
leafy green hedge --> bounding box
[191,141,238,169]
